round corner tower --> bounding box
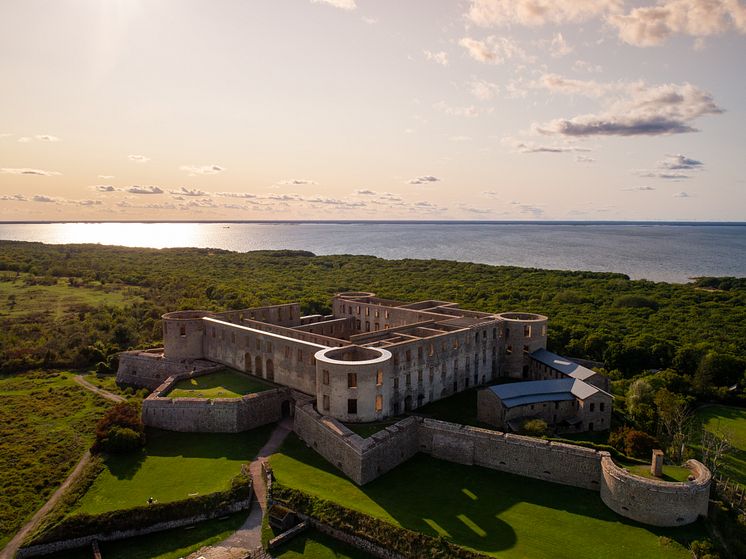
[162,311,213,360]
[496,312,548,378]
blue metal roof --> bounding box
[488,378,599,408]
[530,348,596,381]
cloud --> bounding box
[98,175,115,179]
[361,16,377,24]
[179,164,224,175]
[215,192,257,199]
[466,0,619,27]
[354,189,377,195]
[450,136,472,142]
[575,155,595,163]
[659,154,704,170]
[35,134,60,142]
[423,50,449,66]
[458,36,527,64]
[638,171,692,180]
[549,32,574,57]
[572,59,603,73]
[433,101,483,117]
[128,154,150,163]
[32,194,56,203]
[503,137,591,154]
[609,0,746,47]
[74,199,103,206]
[0,194,27,201]
[311,0,356,10]
[126,185,163,194]
[94,185,118,192]
[468,80,500,100]
[673,191,691,197]
[622,186,656,191]
[17,137,32,143]
[170,186,209,197]
[538,73,614,98]
[459,204,492,214]
[1,167,61,176]
[277,179,318,185]
[408,175,441,185]
[537,82,723,137]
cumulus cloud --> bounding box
[1,167,61,176]
[179,164,224,176]
[215,191,257,199]
[659,154,704,170]
[537,82,723,137]
[169,186,209,197]
[423,50,449,66]
[311,0,356,10]
[277,179,318,185]
[128,154,150,163]
[0,194,27,201]
[458,36,527,64]
[609,0,746,47]
[126,185,163,194]
[408,175,441,185]
[466,0,619,27]
[32,194,56,203]
[94,185,119,192]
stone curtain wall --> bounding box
[141,373,291,433]
[599,455,711,527]
[293,408,711,526]
[116,349,219,389]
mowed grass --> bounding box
[168,369,273,399]
[0,371,110,549]
[273,528,374,559]
[44,512,248,559]
[0,274,141,320]
[271,434,701,559]
[696,404,746,487]
[72,425,274,514]
[625,464,692,482]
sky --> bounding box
[1,0,745,221]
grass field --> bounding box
[625,464,692,482]
[273,528,374,559]
[0,274,141,320]
[72,425,274,514]
[696,404,746,486]
[168,369,273,399]
[0,371,110,549]
[44,512,248,559]
[271,434,702,559]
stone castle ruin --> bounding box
[117,291,711,528]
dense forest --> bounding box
[1,240,744,398]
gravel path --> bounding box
[73,375,126,403]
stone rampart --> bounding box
[142,372,291,433]
[418,418,602,490]
[116,349,220,389]
[599,454,711,527]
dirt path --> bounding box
[0,451,92,559]
[187,418,294,559]
[73,375,125,403]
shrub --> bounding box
[609,427,660,459]
[93,401,145,453]
[521,418,548,436]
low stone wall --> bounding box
[599,454,711,527]
[116,349,218,390]
[310,519,406,559]
[16,498,250,558]
[141,372,291,433]
[419,419,602,490]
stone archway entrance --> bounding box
[244,353,252,373]
[255,356,263,377]
[266,359,274,382]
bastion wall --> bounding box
[116,349,219,390]
[141,371,291,433]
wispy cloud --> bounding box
[126,185,163,194]
[622,186,656,191]
[94,185,118,192]
[35,134,59,142]
[128,154,150,163]
[466,0,618,27]
[458,36,528,64]
[169,186,209,197]
[636,153,704,180]
[32,194,56,203]
[1,167,61,176]
[423,50,449,66]
[408,175,441,185]
[0,194,27,201]
[179,164,224,176]
[468,80,500,100]
[673,191,691,198]
[433,101,484,118]
[98,175,115,179]
[311,0,356,10]
[277,178,318,185]
[215,191,258,199]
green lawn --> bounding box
[271,434,702,559]
[72,426,273,514]
[0,371,110,549]
[168,369,273,399]
[273,528,374,559]
[625,465,692,482]
[44,512,248,559]
[695,404,746,487]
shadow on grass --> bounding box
[275,434,706,557]
[272,528,375,559]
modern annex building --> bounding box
[119,291,607,430]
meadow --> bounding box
[72,426,273,515]
[168,368,273,399]
[0,371,110,549]
[696,404,746,487]
[270,434,702,559]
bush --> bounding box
[610,426,659,459]
[521,419,548,436]
[93,401,145,453]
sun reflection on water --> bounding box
[47,222,205,249]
